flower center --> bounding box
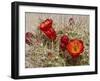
[73,45,79,52]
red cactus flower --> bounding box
[44,28,56,40]
[61,35,69,45]
[66,39,84,58]
[39,18,56,40]
[60,35,69,51]
[39,19,53,31]
[60,43,66,51]
[25,32,33,45]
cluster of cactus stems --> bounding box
[25,17,89,68]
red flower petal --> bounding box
[61,35,69,45]
[60,35,69,51]
[60,43,66,51]
[39,19,56,40]
[44,28,56,40]
[39,19,53,31]
[66,39,84,58]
